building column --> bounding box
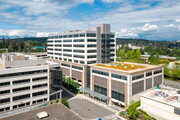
[70,64,72,78]
[152,70,154,88]
[127,74,132,106]
[10,81,13,110]
[60,90,62,101]
[108,71,112,106]
[144,72,146,91]
[30,78,33,104]
[90,67,93,91]
[162,67,164,85]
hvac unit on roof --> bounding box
[155,93,159,96]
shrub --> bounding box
[50,101,53,104]
[120,111,123,116]
[61,98,70,109]
[152,117,157,120]
[139,109,147,115]
[55,99,59,103]
[144,114,151,120]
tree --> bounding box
[18,45,22,52]
[126,51,131,59]
[135,49,141,60]
[119,49,125,58]
[140,48,145,55]
[126,101,140,119]
[8,42,14,52]
[148,53,159,65]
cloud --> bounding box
[164,24,176,28]
[176,19,180,22]
[0,29,35,37]
[36,32,49,37]
[102,0,123,3]
[116,28,138,38]
[0,0,180,40]
[137,23,158,31]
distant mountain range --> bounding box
[0,37,48,43]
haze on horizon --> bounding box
[0,0,180,41]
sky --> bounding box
[0,0,180,40]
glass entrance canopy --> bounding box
[78,88,109,101]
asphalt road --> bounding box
[68,98,117,120]
[164,79,180,89]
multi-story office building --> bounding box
[47,24,116,64]
[0,53,62,113]
[48,24,164,107]
[50,57,164,107]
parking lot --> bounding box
[68,98,117,120]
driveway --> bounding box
[68,98,117,120]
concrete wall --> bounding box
[141,96,180,120]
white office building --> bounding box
[47,23,116,64]
[0,53,62,113]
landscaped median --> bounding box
[116,101,157,120]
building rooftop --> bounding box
[91,62,162,73]
[2,104,82,120]
[96,62,146,71]
[141,87,180,108]
[0,52,57,69]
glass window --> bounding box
[72,65,83,70]
[112,74,127,80]
[63,39,72,42]
[132,74,144,81]
[73,39,84,42]
[73,44,84,47]
[94,85,107,96]
[87,39,96,42]
[146,71,152,77]
[111,90,124,102]
[87,55,96,58]
[73,49,84,53]
[32,90,47,97]
[0,90,10,95]
[13,94,30,101]
[154,69,162,74]
[68,34,73,38]
[63,35,67,38]
[80,33,85,37]
[87,44,96,47]
[92,70,109,76]
[74,34,79,37]
[0,98,10,104]
[87,33,96,37]
[73,55,84,58]
[61,63,70,67]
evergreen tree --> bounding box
[8,42,13,52]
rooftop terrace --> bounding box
[96,62,146,71]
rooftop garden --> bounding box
[96,63,146,71]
